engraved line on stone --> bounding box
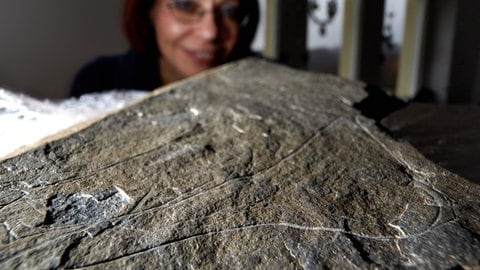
[354,116,460,240]
[354,117,453,207]
[74,221,405,269]
[354,115,435,179]
[415,179,456,208]
[412,181,457,230]
[388,203,409,238]
[127,184,158,214]
[0,231,86,266]
[388,204,415,265]
[2,223,84,242]
[58,233,90,269]
[33,141,179,189]
[25,199,45,216]
[119,208,461,252]
[15,176,454,256]
[257,117,341,176]
[114,180,219,219]
[4,211,461,268]
[283,242,305,268]
[0,194,25,210]
[126,179,228,217]
[389,226,417,266]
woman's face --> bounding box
[151,0,241,84]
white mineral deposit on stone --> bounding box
[114,186,133,203]
[339,95,354,106]
[189,107,200,116]
[2,222,18,241]
[20,181,33,189]
[248,114,263,120]
[232,124,246,134]
[0,88,147,158]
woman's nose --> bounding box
[195,12,219,41]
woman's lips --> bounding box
[184,49,217,66]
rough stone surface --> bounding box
[1,59,479,269]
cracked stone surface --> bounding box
[1,58,479,269]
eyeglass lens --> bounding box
[168,0,246,25]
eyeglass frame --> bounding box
[165,0,250,27]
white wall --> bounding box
[251,0,266,52]
[306,0,406,50]
[0,0,127,99]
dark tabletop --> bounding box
[381,103,480,184]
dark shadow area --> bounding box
[381,103,480,184]
[354,84,407,122]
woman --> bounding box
[70,0,259,97]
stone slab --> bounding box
[1,59,479,269]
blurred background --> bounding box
[0,0,479,104]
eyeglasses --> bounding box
[167,0,248,26]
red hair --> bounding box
[123,0,157,55]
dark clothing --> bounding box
[70,50,162,97]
